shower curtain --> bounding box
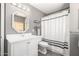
[41,10,69,42]
[41,10,69,55]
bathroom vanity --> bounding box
[7,34,41,56]
[6,9,42,56]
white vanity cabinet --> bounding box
[7,34,41,56]
[9,40,29,56]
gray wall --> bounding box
[5,3,45,34]
[0,4,1,55]
[70,32,79,56]
[70,3,79,56]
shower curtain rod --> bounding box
[41,13,69,22]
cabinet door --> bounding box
[28,39,38,56]
[13,41,28,56]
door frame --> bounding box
[1,3,4,56]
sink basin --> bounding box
[6,33,41,43]
[22,33,32,37]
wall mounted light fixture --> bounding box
[11,3,30,11]
[11,3,31,16]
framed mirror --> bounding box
[12,11,29,33]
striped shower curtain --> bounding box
[41,10,69,43]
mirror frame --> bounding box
[12,11,29,33]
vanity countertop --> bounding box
[6,34,42,43]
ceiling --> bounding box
[29,3,69,14]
